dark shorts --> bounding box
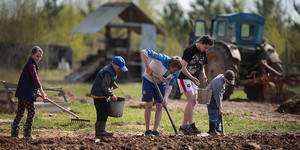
[141,77,166,103]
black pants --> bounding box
[93,98,109,122]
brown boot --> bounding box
[95,121,113,137]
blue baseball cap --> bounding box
[113,56,128,72]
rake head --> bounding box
[71,118,90,124]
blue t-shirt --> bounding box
[142,49,181,89]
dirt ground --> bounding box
[0,93,299,149]
[0,132,299,150]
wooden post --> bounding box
[285,40,289,75]
[105,26,111,50]
[3,82,14,112]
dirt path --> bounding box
[180,99,299,123]
[126,96,300,123]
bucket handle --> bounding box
[112,82,125,97]
[199,80,208,89]
[118,87,125,97]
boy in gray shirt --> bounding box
[206,70,235,134]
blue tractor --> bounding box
[192,13,291,102]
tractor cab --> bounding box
[193,13,265,49]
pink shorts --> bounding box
[177,79,198,94]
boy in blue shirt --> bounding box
[91,56,128,137]
[141,49,182,136]
[206,70,235,135]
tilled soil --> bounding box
[0,132,299,150]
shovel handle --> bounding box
[149,75,165,104]
[220,113,225,135]
[150,74,178,134]
[37,94,80,119]
[45,98,80,119]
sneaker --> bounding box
[179,124,192,135]
[216,127,222,133]
[152,130,161,137]
[190,123,201,134]
[145,130,153,136]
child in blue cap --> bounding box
[91,56,128,137]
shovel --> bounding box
[150,74,178,134]
[220,113,225,135]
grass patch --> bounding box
[287,85,300,95]
[243,111,252,116]
[230,89,247,99]
[1,104,299,134]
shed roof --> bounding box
[70,2,165,35]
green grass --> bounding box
[230,89,247,99]
[1,103,299,134]
[0,69,299,135]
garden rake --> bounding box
[38,94,90,124]
[150,74,178,134]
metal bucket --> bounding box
[197,88,212,104]
[108,97,125,118]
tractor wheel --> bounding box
[205,43,239,100]
[245,81,279,102]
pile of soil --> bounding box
[0,132,299,149]
[60,90,75,98]
[277,100,300,115]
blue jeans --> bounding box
[207,98,221,128]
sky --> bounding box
[176,0,300,22]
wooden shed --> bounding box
[66,2,165,82]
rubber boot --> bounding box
[207,122,217,135]
[11,124,19,138]
[23,123,35,139]
[95,121,113,137]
